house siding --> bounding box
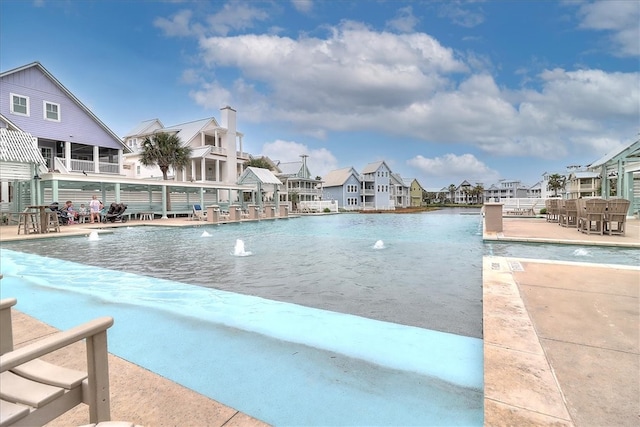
[1,66,122,149]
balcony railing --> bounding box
[69,159,120,174]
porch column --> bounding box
[161,183,168,219]
[191,160,197,180]
[65,141,72,170]
[199,187,205,208]
[93,146,100,173]
[216,159,220,182]
[51,179,59,204]
[200,131,205,146]
[200,159,206,181]
[114,183,121,203]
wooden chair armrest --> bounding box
[0,317,114,373]
[0,298,17,311]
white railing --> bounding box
[299,200,339,213]
[99,162,120,174]
[70,159,94,172]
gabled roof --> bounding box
[169,118,221,147]
[0,128,46,165]
[410,178,426,190]
[323,167,360,187]
[361,160,391,174]
[278,161,304,177]
[124,119,164,138]
[0,62,130,153]
[389,173,406,186]
[589,138,640,169]
[237,167,282,185]
[569,171,600,179]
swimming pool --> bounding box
[2,210,486,426]
[3,210,486,338]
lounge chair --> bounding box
[0,298,113,426]
[192,204,207,221]
[579,199,608,235]
[604,199,631,236]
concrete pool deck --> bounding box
[1,215,639,426]
[484,217,639,426]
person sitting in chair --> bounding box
[61,200,78,224]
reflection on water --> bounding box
[2,210,484,338]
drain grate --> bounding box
[509,261,524,271]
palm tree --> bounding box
[448,184,456,204]
[244,156,273,170]
[473,184,484,204]
[547,173,566,197]
[140,132,192,211]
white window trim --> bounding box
[43,101,61,122]
[10,93,29,116]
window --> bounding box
[11,93,29,116]
[44,101,60,121]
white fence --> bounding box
[299,200,339,213]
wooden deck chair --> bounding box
[580,199,608,235]
[604,199,630,236]
[192,204,207,221]
[559,199,578,228]
[0,298,113,427]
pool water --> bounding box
[3,211,485,338]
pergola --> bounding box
[588,138,640,215]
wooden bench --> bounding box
[0,298,114,426]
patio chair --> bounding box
[545,199,559,222]
[559,199,578,228]
[0,297,114,427]
[555,200,566,225]
[579,199,608,235]
[604,199,631,236]
[192,204,207,221]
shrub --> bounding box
[323,207,331,213]
[539,208,547,214]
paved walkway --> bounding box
[484,217,639,426]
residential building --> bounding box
[360,161,392,210]
[409,179,427,206]
[389,173,410,208]
[483,179,528,201]
[123,106,249,184]
[566,171,601,199]
[274,155,323,205]
[0,62,257,216]
[323,167,361,210]
[527,181,542,198]
[1,62,128,177]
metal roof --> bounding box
[0,128,46,165]
[238,167,282,185]
[589,138,640,169]
[323,167,359,187]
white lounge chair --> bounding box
[192,204,207,221]
[0,298,114,427]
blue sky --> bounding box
[1,0,638,189]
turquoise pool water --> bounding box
[1,210,486,426]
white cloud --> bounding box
[386,6,419,33]
[407,153,500,185]
[154,9,194,37]
[437,1,485,28]
[170,11,637,163]
[291,0,313,14]
[576,0,640,56]
[205,2,269,36]
[261,140,338,177]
